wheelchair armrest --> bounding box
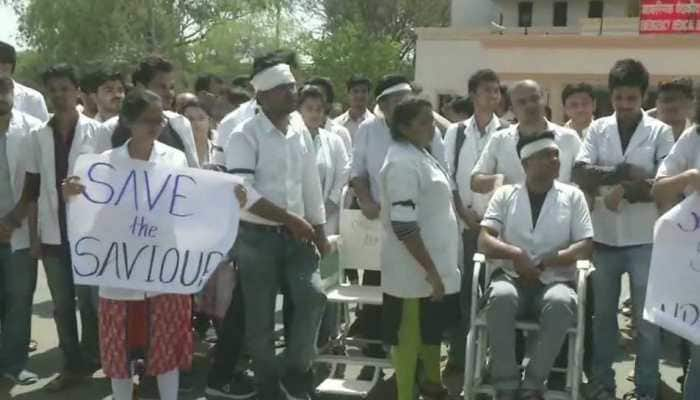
[575,260,592,323]
[470,253,486,329]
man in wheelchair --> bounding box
[478,133,594,400]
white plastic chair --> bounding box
[315,208,391,398]
[463,253,593,400]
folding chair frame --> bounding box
[463,253,592,400]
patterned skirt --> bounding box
[99,294,193,379]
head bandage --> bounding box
[519,137,559,160]
[251,63,296,92]
[377,82,412,101]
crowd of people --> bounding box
[0,38,697,400]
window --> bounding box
[518,2,534,27]
[553,2,568,26]
[588,1,604,18]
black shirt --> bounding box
[528,189,548,229]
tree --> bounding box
[303,22,411,104]
[7,0,267,71]
[186,4,307,83]
[299,0,450,61]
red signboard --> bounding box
[640,0,700,34]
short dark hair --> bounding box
[41,63,79,87]
[450,96,473,116]
[657,78,694,100]
[608,59,650,94]
[346,74,371,91]
[298,84,326,107]
[562,83,595,105]
[251,49,298,78]
[225,87,251,105]
[0,41,16,72]
[306,77,335,105]
[375,74,410,100]
[132,55,174,87]
[195,74,223,93]
[390,96,433,141]
[468,69,500,94]
[81,68,124,94]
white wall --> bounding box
[492,0,628,28]
[451,0,499,27]
[415,39,486,100]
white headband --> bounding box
[377,82,412,100]
[251,63,296,92]
[519,138,559,160]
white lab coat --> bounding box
[14,81,49,123]
[472,121,582,185]
[379,141,461,298]
[352,116,446,204]
[481,181,594,284]
[576,113,674,246]
[27,114,110,245]
[324,119,352,157]
[4,109,42,251]
[313,128,350,234]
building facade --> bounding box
[417,0,700,123]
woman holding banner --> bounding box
[62,89,250,400]
[378,96,460,400]
[651,104,700,400]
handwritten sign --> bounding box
[640,0,700,34]
[644,193,700,345]
[67,153,240,294]
[338,210,382,271]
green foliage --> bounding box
[5,0,448,98]
[7,0,266,82]
[303,22,411,102]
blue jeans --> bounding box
[685,345,700,400]
[43,249,98,372]
[235,224,326,400]
[0,244,10,330]
[591,244,660,397]
[0,249,37,374]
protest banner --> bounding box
[67,153,240,295]
[640,0,700,34]
[338,209,382,271]
[644,193,700,345]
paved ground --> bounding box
[0,267,687,399]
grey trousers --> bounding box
[485,274,576,392]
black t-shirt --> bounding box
[528,189,548,228]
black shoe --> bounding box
[205,372,257,399]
